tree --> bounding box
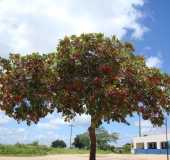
[53,34,170,160]
[96,127,118,150]
[73,132,90,149]
[73,127,118,150]
[122,143,131,153]
[30,141,39,146]
[51,139,66,148]
[0,33,170,160]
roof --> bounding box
[133,134,170,143]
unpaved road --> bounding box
[0,154,168,160]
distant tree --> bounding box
[122,143,131,153]
[51,139,66,148]
[73,127,118,150]
[73,132,90,149]
[15,142,25,147]
[30,141,39,146]
[96,127,118,150]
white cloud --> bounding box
[143,46,152,51]
[0,111,65,145]
[38,114,91,130]
[134,120,153,128]
[131,24,148,39]
[146,56,162,68]
[73,114,91,127]
[0,111,12,125]
[0,127,28,144]
[38,117,68,129]
[0,125,61,145]
[0,0,147,57]
[134,120,166,136]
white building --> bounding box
[132,134,170,154]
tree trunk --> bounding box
[88,125,96,160]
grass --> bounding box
[0,144,48,156]
[48,148,89,154]
[48,148,113,155]
[0,144,114,156]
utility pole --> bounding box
[139,113,141,137]
[165,117,169,160]
[69,123,74,148]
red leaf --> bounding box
[99,65,112,74]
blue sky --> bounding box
[0,0,170,146]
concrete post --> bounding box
[144,142,148,149]
[157,142,161,149]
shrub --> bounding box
[51,140,66,148]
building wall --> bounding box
[132,134,170,154]
[134,149,169,154]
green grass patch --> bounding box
[0,144,115,156]
[0,144,49,156]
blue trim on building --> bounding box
[135,149,170,154]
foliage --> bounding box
[51,139,66,148]
[121,143,131,153]
[0,33,170,160]
[0,144,48,156]
[1,33,170,126]
[73,127,118,150]
[0,53,56,125]
[53,33,170,127]
[0,144,114,156]
[73,132,90,149]
[96,127,118,150]
[30,141,39,146]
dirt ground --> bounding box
[0,154,168,160]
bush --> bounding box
[100,144,115,151]
[30,141,39,146]
[51,140,66,148]
[73,133,90,149]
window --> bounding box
[161,142,168,149]
[148,142,157,149]
[136,143,144,149]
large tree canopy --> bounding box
[0,33,170,160]
[54,33,170,126]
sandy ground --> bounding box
[0,154,168,160]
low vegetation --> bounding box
[0,143,130,156]
[0,128,129,156]
[0,144,48,156]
